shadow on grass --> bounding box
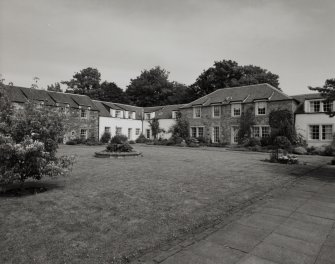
[0,181,64,197]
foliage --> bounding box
[148,117,161,139]
[237,107,255,144]
[0,85,13,135]
[169,112,189,139]
[31,77,40,89]
[260,137,272,147]
[62,68,129,103]
[243,137,261,147]
[106,142,133,152]
[273,136,292,150]
[136,134,149,143]
[110,134,128,144]
[269,109,296,143]
[0,88,74,186]
[100,131,111,143]
[270,152,298,164]
[309,78,335,117]
[190,60,280,99]
[47,82,62,92]
[125,66,191,106]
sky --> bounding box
[0,0,334,95]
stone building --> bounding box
[179,84,297,144]
[4,85,99,142]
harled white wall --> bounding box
[99,117,142,141]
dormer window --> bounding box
[80,109,87,118]
[256,102,267,115]
[193,107,201,118]
[172,111,178,119]
[231,103,241,117]
[132,112,136,119]
[145,113,151,120]
[212,105,221,118]
[323,101,333,112]
[115,110,121,118]
[310,101,321,112]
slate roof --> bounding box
[155,104,184,119]
[181,84,293,108]
[92,100,111,117]
[17,86,55,106]
[69,94,98,110]
[47,91,78,108]
[3,85,27,103]
[291,93,324,114]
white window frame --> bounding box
[231,126,239,144]
[190,126,205,138]
[80,109,87,118]
[253,125,270,138]
[255,101,267,116]
[309,124,333,141]
[231,103,242,117]
[212,105,221,118]
[115,127,122,135]
[104,127,110,133]
[172,111,177,119]
[212,126,220,143]
[193,106,201,118]
[135,128,140,135]
[80,129,87,139]
[128,128,132,139]
[115,110,121,118]
[145,113,151,120]
[146,129,151,139]
[308,100,334,113]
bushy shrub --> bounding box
[100,132,111,143]
[129,140,136,144]
[323,145,335,156]
[84,137,103,146]
[106,142,133,152]
[292,146,307,155]
[196,137,206,143]
[273,136,292,150]
[260,137,272,147]
[243,137,261,147]
[110,134,128,144]
[173,136,184,144]
[136,134,148,143]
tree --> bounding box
[191,60,280,99]
[62,67,101,92]
[0,86,74,187]
[148,117,161,139]
[169,112,189,139]
[99,81,128,103]
[126,66,191,106]
[237,106,255,144]
[47,82,62,92]
[309,78,335,117]
[269,109,296,143]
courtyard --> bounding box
[0,145,333,264]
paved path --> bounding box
[135,165,335,264]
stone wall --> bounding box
[180,100,295,144]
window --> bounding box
[116,127,122,135]
[172,111,177,119]
[193,107,201,118]
[132,112,136,119]
[190,127,204,138]
[213,105,221,117]
[115,110,121,118]
[71,131,75,136]
[253,126,260,138]
[232,126,239,143]
[191,127,197,138]
[146,129,151,139]
[136,128,140,135]
[323,101,333,112]
[310,101,321,112]
[256,102,267,115]
[253,126,270,138]
[231,103,241,117]
[198,127,204,138]
[145,113,151,120]
[309,125,320,140]
[213,127,220,143]
[80,129,87,139]
[80,109,87,118]
[105,127,110,133]
[128,128,132,139]
[322,125,333,140]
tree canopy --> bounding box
[190,60,280,99]
[47,82,62,92]
[309,78,335,117]
[125,66,190,107]
[62,67,129,103]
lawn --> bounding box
[0,145,331,264]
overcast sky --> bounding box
[1,0,334,95]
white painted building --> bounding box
[293,94,335,147]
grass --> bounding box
[0,144,332,264]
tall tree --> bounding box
[309,78,335,117]
[62,67,101,92]
[191,60,280,99]
[99,81,128,103]
[47,82,62,92]
[126,66,191,106]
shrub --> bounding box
[196,137,206,143]
[273,136,292,150]
[129,140,136,144]
[243,137,261,147]
[169,113,189,139]
[84,137,103,146]
[110,134,128,144]
[260,137,272,147]
[106,142,133,152]
[136,134,148,143]
[323,145,335,156]
[172,136,184,144]
[292,146,307,155]
[100,132,111,143]
[269,109,296,144]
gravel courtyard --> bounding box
[0,144,332,264]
